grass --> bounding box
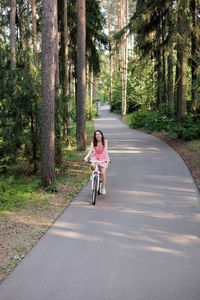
[0,120,95,281]
[0,175,42,211]
[0,120,94,213]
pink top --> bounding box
[90,144,108,168]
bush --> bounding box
[85,103,97,120]
[128,110,200,140]
[170,123,200,140]
[144,111,176,132]
[129,110,148,128]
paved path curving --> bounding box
[1,105,200,300]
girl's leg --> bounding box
[101,168,106,189]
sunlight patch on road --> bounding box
[145,246,184,256]
[106,231,159,244]
[96,117,117,121]
[165,234,200,246]
[54,221,80,230]
[109,150,141,154]
[147,183,197,194]
[120,207,184,220]
[114,189,162,197]
[50,229,102,241]
[145,174,193,184]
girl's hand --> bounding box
[84,157,88,163]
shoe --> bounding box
[102,189,106,195]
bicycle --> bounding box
[88,160,107,205]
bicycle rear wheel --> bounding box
[92,176,97,205]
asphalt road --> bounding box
[1,105,200,300]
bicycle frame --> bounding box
[89,160,107,205]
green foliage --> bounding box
[126,57,156,113]
[112,73,122,112]
[85,103,97,120]
[129,109,200,140]
[67,0,108,77]
[129,110,148,128]
[170,115,200,140]
[144,110,176,132]
[103,53,156,114]
[0,176,41,211]
[44,184,59,194]
[0,47,41,168]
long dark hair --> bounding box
[93,130,105,147]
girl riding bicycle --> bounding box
[84,130,110,195]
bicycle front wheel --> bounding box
[92,176,97,205]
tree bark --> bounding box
[177,0,188,121]
[19,3,25,53]
[167,0,174,115]
[63,0,72,138]
[76,0,86,151]
[124,0,128,112]
[10,0,16,69]
[190,0,198,111]
[32,0,38,69]
[41,0,55,187]
[54,0,62,164]
[120,0,127,117]
[168,47,174,115]
[107,0,113,111]
[156,42,162,107]
[90,66,93,119]
[26,0,30,50]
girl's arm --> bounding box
[84,142,93,162]
[104,139,110,162]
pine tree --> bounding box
[32,0,38,69]
[41,0,56,187]
[10,0,16,69]
[76,0,86,151]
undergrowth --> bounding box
[0,120,94,212]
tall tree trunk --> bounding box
[76,0,86,151]
[151,32,156,105]
[54,0,62,164]
[120,0,127,117]
[93,74,97,102]
[41,0,55,187]
[167,0,174,115]
[26,1,30,36]
[156,29,162,107]
[168,47,174,115]
[177,0,188,121]
[10,0,16,69]
[63,0,72,140]
[174,56,180,115]
[19,3,25,54]
[90,66,93,119]
[162,4,167,104]
[107,0,113,111]
[190,0,198,112]
[124,0,128,113]
[162,49,167,104]
[31,110,39,174]
[32,0,38,69]
[156,54,162,107]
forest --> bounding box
[0,0,199,190]
[0,0,200,282]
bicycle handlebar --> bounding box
[87,160,111,165]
